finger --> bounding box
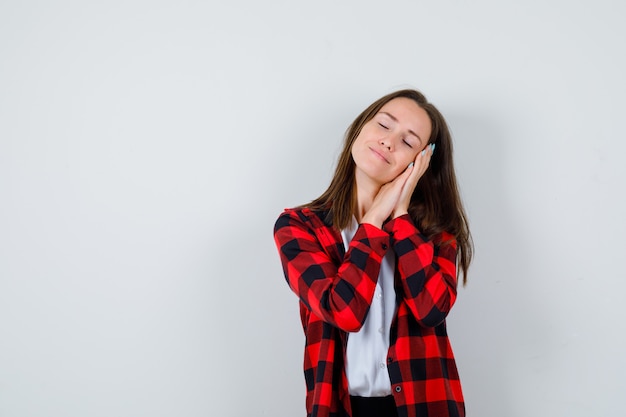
[385,163,415,197]
[404,144,434,188]
[399,161,416,181]
[418,143,435,163]
[384,162,414,191]
[407,149,428,179]
[415,143,435,172]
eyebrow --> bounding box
[379,112,423,142]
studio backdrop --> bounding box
[1,1,624,416]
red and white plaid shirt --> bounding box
[274,207,465,417]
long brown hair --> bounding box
[305,89,473,283]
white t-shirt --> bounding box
[341,217,397,397]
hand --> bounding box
[360,165,414,228]
[391,143,435,219]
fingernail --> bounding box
[421,149,426,156]
[408,162,414,168]
[430,143,436,152]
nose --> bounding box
[379,136,395,150]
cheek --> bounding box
[391,165,407,179]
[388,151,417,178]
[350,135,363,153]
[400,150,419,167]
[350,143,360,163]
[383,163,408,183]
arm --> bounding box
[274,209,390,332]
[384,214,458,327]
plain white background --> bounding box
[1,1,624,416]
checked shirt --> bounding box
[274,207,465,417]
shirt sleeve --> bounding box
[384,214,458,327]
[274,209,390,332]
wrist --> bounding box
[360,212,385,229]
[391,209,408,219]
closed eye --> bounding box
[378,123,389,130]
[402,139,413,148]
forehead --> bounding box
[379,97,424,117]
[377,97,431,134]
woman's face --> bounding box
[351,97,432,186]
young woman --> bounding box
[274,89,473,417]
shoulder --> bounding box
[274,206,343,259]
[274,207,332,232]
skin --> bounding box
[351,97,434,229]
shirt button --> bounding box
[382,243,388,250]
[395,386,402,393]
[377,293,382,299]
[378,328,384,333]
[387,357,393,363]
[379,362,386,369]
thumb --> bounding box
[398,162,415,184]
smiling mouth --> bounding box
[369,147,390,164]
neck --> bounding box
[354,169,381,223]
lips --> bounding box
[369,147,390,164]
